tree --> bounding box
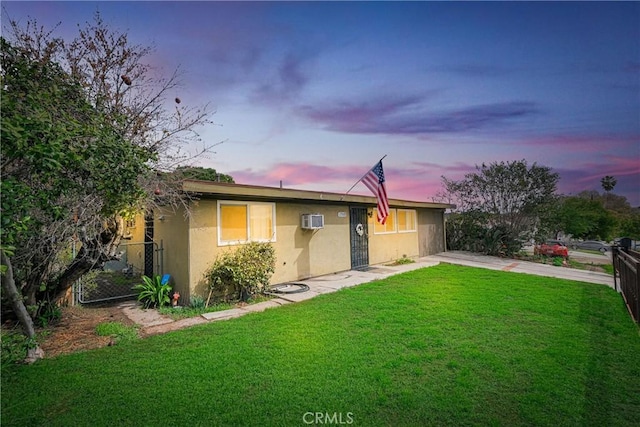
[174,166,234,183]
[618,210,640,240]
[1,36,147,359]
[1,33,155,336]
[441,160,559,255]
[600,175,618,210]
[552,196,616,240]
[1,14,216,359]
[601,176,617,193]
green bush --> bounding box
[446,213,523,257]
[1,330,29,368]
[132,275,172,309]
[389,255,415,266]
[204,242,275,302]
[36,302,62,327]
[0,328,43,368]
[190,295,206,309]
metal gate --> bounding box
[75,240,164,304]
[350,207,369,270]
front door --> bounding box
[350,207,369,270]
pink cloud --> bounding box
[230,157,639,207]
[228,161,473,202]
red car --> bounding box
[534,241,569,258]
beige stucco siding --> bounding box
[272,203,351,284]
[154,206,190,300]
[150,182,452,300]
[367,220,420,265]
[183,200,352,296]
[185,200,219,299]
[417,209,446,256]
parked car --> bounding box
[534,240,569,258]
[571,240,610,253]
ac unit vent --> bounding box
[301,214,324,230]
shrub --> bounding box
[190,295,206,309]
[1,328,43,368]
[132,275,172,309]
[446,213,522,257]
[36,303,62,327]
[204,242,275,302]
[389,255,415,266]
[1,330,28,368]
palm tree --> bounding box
[601,176,617,193]
[601,176,617,209]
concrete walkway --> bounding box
[119,251,615,336]
[428,251,614,287]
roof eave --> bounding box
[181,180,454,210]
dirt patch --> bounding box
[39,303,136,358]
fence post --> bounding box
[636,262,640,324]
[612,246,618,292]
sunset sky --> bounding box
[3,1,639,206]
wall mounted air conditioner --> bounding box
[301,214,324,230]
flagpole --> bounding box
[340,155,387,200]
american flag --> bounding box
[361,160,389,224]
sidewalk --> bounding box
[119,251,615,335]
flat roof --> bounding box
[182,180,454,210]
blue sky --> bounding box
[3,1,639,206]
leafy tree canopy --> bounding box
[552,195,616,240]
[1,13,216,360]
[441,160,559,255]
[174,166,234,183]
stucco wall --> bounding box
[183,200,353,295]
[156,198,447,299]
[417,209,446,256]
[272,203,351,283]
[367,216,420,265]
[187,199,219,299]
[154,206,190,301]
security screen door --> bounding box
[350,207,369,270]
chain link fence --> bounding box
[75,241,163,304]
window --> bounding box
[373,208,417,234]
[397,209,417,232]
[373,209,397,234]
[218,201,275,245]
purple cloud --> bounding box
[299,96,538,135]
[228,161,468,203]
[251,52,311,104]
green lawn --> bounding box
[2,264,639,426]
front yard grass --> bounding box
[2,264,639,426]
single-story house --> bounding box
[129,180,453,302]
